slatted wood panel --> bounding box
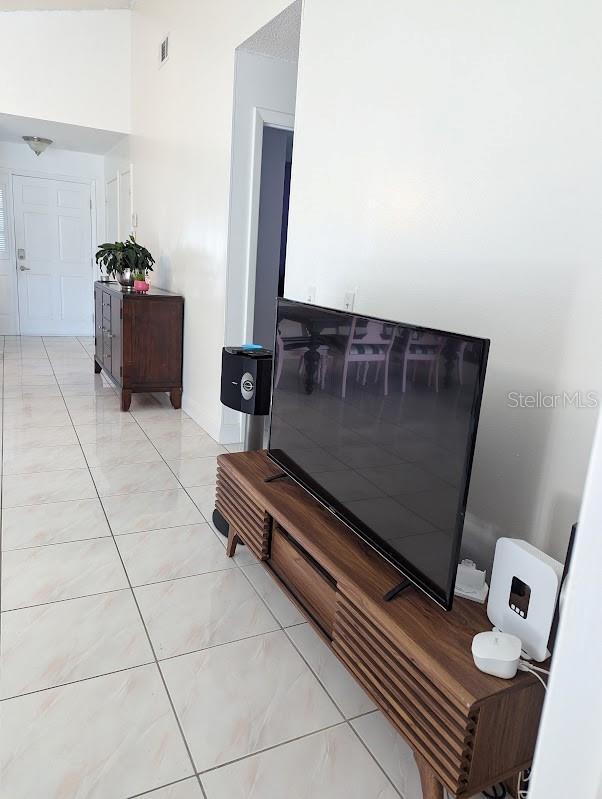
[333,589,477,795]
[216,464,271,560]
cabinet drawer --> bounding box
[102,292,112,320]
[269,525,336,636]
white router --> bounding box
[487,538,563,662]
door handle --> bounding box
[19,265,31,271]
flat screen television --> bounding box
[268,298,489,610]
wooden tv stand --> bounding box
[216,451,544,799]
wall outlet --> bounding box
[343,289,356,312]
[306,285,317,304]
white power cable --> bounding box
[518,659,549,692]
[521,662,550,675]
[517,768,531,799]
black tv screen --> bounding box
[268,298,489,610]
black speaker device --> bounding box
[220,346,273,415]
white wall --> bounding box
[529,411,602,799]
[285,0,602,562]
[0,10,131,133]
[129,0,296,439]
[104,137,130,189]
[0,140,107,334]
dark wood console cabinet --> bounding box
[216,450,545,799]
[94,281,184,411]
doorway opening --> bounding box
[253,125,293,349]
[221,0,301,444]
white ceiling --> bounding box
[0,1,130,9]
[239,0,301,63]
[0,113,126,155]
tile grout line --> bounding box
[126,717,388,799]
[126,775,201,799]
[347,720,405,799]
[197,718,350,776]
[1,659,156,702]
[40,337,208,799]
[1,586,127,614]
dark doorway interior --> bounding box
[252,126,294,349]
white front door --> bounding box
[13,175,93,336]
[0,171,19,334]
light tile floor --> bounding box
[0,336,469,799]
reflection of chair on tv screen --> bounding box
[401,331,445,393]
[340,317,396,398]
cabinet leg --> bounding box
[226,527,240,558]
[121,389,132,412]
[94,359,102,374]
[170,388,182,409]
[415,754,444,799]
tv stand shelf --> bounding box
[216,451,544,799]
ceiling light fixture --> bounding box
[22,136,53,156]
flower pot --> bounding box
[118,268,134,291]
[134,279,150,293]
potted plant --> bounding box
[132,268,150,294]
[95,235,155,291]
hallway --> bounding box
[0,336,419,799]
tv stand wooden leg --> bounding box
[415,754,444,799]
[226,527,240,558]
[170,388,182,409]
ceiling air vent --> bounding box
[159,35,169,66]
